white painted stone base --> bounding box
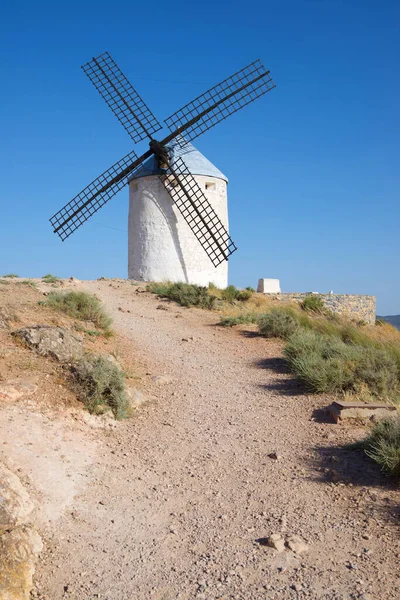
[257,278,281,293]
[128,174,229,288]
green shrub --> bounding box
[42,273,60,283]
[354,347,399,397]
[221,285,239,303]
[71,355,129,419]
[2,274,18,278]
[219,313,258,327]
[17,280,37,287]
[45,291,112,332]
[362,416,400,479]
[148,282,216,309]
[245,286,255,293]
[301,294,325,313]
[258,308,299,339]
[284,329,399,397]
[236,289,253,301]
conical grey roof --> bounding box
[129,137,228,183]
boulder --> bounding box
[13,326,83,362]
[0,464,34,533]
[0,464,42,600]
[285,534,309,555]
[266,534,285,552]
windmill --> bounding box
[50,52,276,286]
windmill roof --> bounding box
[128,137,228,183]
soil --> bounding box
[0,278,399,600]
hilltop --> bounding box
[0,277,399,600]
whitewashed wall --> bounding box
[128,174,229,287]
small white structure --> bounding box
[128,140,229,288]
[257,278,281,294]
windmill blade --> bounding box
[82,52,162,143]
[164,60,275,146]
[50,150,145,241]
[159,156,237,267]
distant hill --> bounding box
[378,315,400,330]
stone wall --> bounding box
[265,293,376,324]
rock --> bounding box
[127,387,148,410]
[0,525,43,600]
[0,464,35,533]
[266,534,286,552]
[0,380,37,403]
[267,452,281,460]
[156,304,169,311]
[285,534,309,555]
[0,464,42,600]
[13,326,83,363]
[328,400,396,423]
[152,375,173,385]
[68,277,81,283]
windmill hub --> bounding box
[149,139,170,170]
[49,52,276,283]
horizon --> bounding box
[1,0,399,314]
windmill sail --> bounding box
[82,52,162,143]
[164,60,275,146]
[159,156,237,266]
[50,150,144,241]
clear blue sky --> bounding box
[0,0,399,314]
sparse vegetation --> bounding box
[284,328,399,398]
[301,294,325,313]
[45,291,112,333]
[148,280,400,403]
[147,282,217,309]
[221,285,239,303]
[70,355,129,419]
[356,415,400,480]
[42,274,60,283]
[2,274,19,278]
[219,313,258,327]
[17,280,37,287]
[258,308,299,340]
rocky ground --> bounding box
[0,279,399,600]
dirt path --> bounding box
[34,281,399,600]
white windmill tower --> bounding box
[128,138,229,287]
[50,53,276,284]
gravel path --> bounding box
[34,281,399,600]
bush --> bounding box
[42,274,59,283]
[245,286,255,293]
[71,355,129,419]
[219,313,258,327]
[362,416,400,479]
[258,308,299,340]
[301,294,325,313]
[2,274,18,278]
[45,291,112,332]
[284,329,399,397]
[236,289,253,302]
[148,282,216,309]
[354,347,399,397]
[221,285,239,303]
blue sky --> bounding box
[0,0,399,314]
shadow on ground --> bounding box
[308,442,400,526]
[252,356,308,397]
